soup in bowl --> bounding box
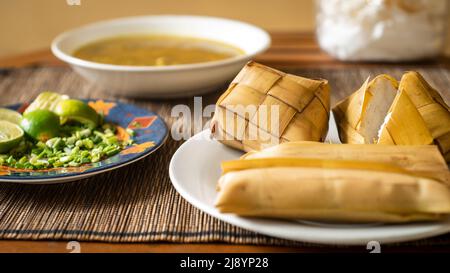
[72,35,245,66]
[52,15,271,98]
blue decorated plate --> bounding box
[0,99,168,184]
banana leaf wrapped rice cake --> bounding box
[333,72,450,161]
[215,142,450,223]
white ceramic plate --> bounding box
[52,15,270,98]
[169,114,450,245]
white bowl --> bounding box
[51,15,271,98]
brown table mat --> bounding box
[0,66,449,247]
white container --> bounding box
[315,0,449,61]
[52,15,271,98]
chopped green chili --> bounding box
[0,123,133,170]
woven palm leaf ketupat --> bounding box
[211,62,330,152]
[398,72,450,162]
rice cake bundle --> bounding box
[211,61,330,152]
[399,72,450,162]
[215,142,450,223]
[333,72,450,161]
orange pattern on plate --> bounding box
[121,141,155,155]
[128,116,157,129]
[18,102,30,114]
[88,100,116,115]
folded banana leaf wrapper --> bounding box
[333,72,450,162]
[215,142,450,223]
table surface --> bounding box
[0,32,449,253]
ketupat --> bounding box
[211,61,330,152]
[333,72,450,161]
[398,71,450,162]
[377,89,433,145]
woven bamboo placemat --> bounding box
[0,66,449,247]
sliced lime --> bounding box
[55,99,99,129]
[0,121,24,153]
[0,108,22,125]
[21,110,61,142]
[24,91,69,114]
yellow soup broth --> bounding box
[72,35,244,66]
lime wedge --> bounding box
[0,108,22,125]
[21,110,61,142]
[24,91,69,114]
[0,121,24,153]
[55,99,99,129]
